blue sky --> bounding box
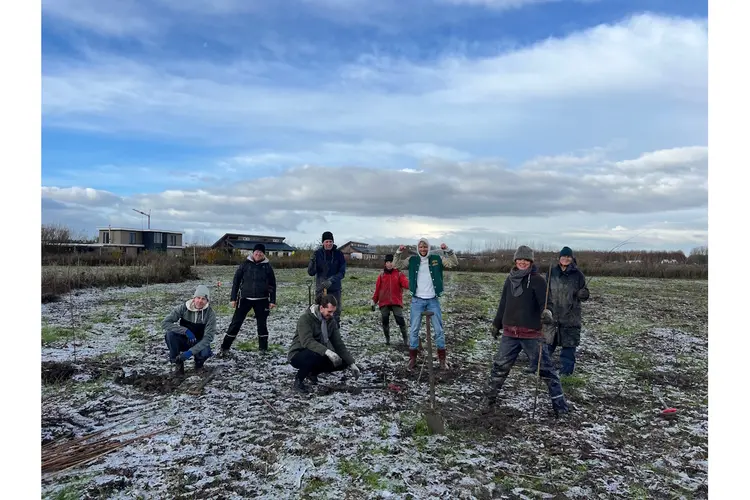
[41,0,708,252]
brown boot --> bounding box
[407,349,418,370]
[437,348,447,370]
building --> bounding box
[211,233,297,257]
[338,241,378,260]
[97,227,185,256]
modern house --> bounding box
[211,233,297,257]
[97,227,185,256]
[338,241,378,260]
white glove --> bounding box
[349,363,361,380]
[325,349,342,367]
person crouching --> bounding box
[161,285,217,375]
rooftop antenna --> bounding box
[132,208,151,229]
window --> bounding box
[168,234,177,246]
[102,232,110,244]
[129,232,137,244]
[154,232,163,244]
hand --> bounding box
[371,302,377,312]
[541,309,554,324]
[490,325,500,339]
[322,279,332,290]
[349,363,361,380]
[576,288,590,300]
[230,300,237,309]
[325,349,343,367]
[398,245,405,252]
[185,330,197,345]
[440,243,447,250]
[269,303,277,309]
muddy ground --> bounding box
[41,266,708,499]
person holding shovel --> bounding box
[485,245,569,417]
[372,254,410,346]
[287,294,361,394]
[393,238,458,370]
[219,243,277,355]
[162,285,217,375]
[540,246,590,376]
[307,231,347,328]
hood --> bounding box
[417,237,432,257]
[186,298,211,312]
[246,255,270,264]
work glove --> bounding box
[185,329,197,345]
[349,363,361,380]
[490,325,500,340]
[576,288,590,300]
[541,309,554,324]
[325,349,343,367]
[321,279,333,290]
[175,351,193,363]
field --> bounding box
[41,266,708,499]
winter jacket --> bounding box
[492,265,553,339]
[393,248,458,298]
[547,260,589,328]
[162,300,217,355]
[307,246,346,292]
[287,305,355,366]
[372,268,410,307]
[231,257,277,304]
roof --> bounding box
[96,227,183,234]
[340,241,377,254]
[211,232,287,248]
[227,240,297,252]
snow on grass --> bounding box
[42,266,708,499]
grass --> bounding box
[87,312,116,324]
[338,458,384,489]
[127,326,149,343]
[560,374,587,390]
[42,325,79,345]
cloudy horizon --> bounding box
[41,0,708,254]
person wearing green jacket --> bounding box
[287,294,361,393]
[393,238,458,370]
[162,285,217,375]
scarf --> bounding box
[509,266,533,297]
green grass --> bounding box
[128,326,149,343]
[617,349,653,372]
[338,458,384,489]
[88,312,116,324]
[601,319,652,336]
[42,325,79,345]
[302,477,329,497]
[560,374,587,390]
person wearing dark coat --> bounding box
[485,245,569,417]
[307,231,347,328]
[542,246,590,375]
[220,243,277,354]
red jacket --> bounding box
[372,268,410,307]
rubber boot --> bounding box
[407,349,418,370]
[437,348,447,370]
[382,323,390,345]
[258,335,269,352]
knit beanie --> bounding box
[253,243,266,253]
[513,245,534,262]
[559,246,573,257]
[193,284,210,301]
[322,231,334,243]
[384,254,394,262]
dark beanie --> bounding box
[559,246,573,257]
[384,254,394,262]
[253,243,266,253]
[513,245,534,262]
[322,231,334,242]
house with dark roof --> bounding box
[211,233,297,257]
[338,241,379,261]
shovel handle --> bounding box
[422,311,436,408]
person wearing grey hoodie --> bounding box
[162,284,217,375]
[393,237,458,370]
[220,243,277,354]
[287,294,361,393]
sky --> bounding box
[40,0,708,253]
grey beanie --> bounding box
[513,245,534,262]
[193,284,210,301]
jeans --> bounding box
[547,324,581,375]
[409,296,445,349]
[165,331,212,367]
[488,335,567,412]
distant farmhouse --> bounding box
[338,241,378,261]
[97,227,185,256]
[211,233,297,257]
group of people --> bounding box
[161,231,590,416]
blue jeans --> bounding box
[409,296,445,349]
[165,331,212,367]
[488,336,568,412]
[547,325,580,375]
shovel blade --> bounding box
[424,410,445,434]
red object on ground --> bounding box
[660,408,678,418]
[388,383,402,392]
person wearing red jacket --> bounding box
[372,254,410,346]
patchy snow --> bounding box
[41,267,708,498]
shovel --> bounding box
[422,311,445,434]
